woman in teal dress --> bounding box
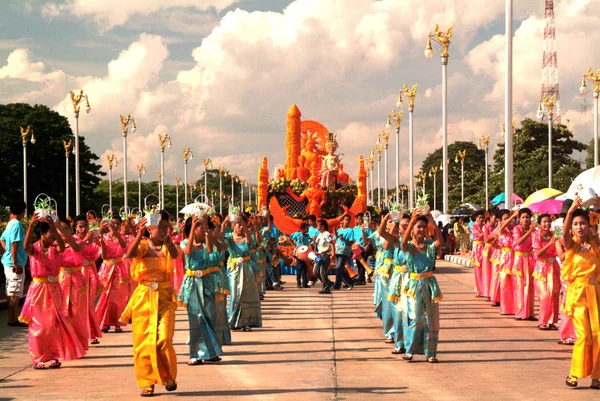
[209,244,232,346]
[400,210,443,362]
[372,216,398,343]
[378,213,411,354]
[179,215,223,365]
[370,231,384,315]
[221,215,262,331]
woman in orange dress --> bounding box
[120,211,179,397]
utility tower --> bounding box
[541,0,561,124]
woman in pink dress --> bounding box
[56,219,90,351]
[19,214,86,369]
[96,214,128,333]
[120,220,137,303]
[171,223,185,292]
[512,208,537,321]
[481,213,498,300]
[470,211,485,298]
[73,215,103,344]
[497,209,518,315]
[532,214,560,330]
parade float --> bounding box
[257,104,367,236]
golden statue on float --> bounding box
[257,104,367,234]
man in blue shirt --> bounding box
[306,215,319,240]
[1,201,28,327]
[289,222,311,288]
[333,215,355,290]
[352,213,373,285]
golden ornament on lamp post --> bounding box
[477,136,491,210]
[20,126,35,215]
[63,139,73,217]
[136,164,146,211]
[428,166,438,211]
[580,67,600,166]
[537,95,556,188]
[158,133,172,207]
[397,83,417,208]
[119,114,136,210]
[175,176,182,214]
[375,137,383,208]
[203,158,212,199]
[182,147,194,204]
[381,128,391,206]
[426,25,453,213]
[107,154,118,212]
[390,108,404,203]
[69,89,91,215]
[455,149,467,203]
[218,166,226,214]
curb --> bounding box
[444,255,473,268]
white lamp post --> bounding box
[505,0,514,209]
[119,114,136,210]
[175,176,182,215]
[375,140,382,208]
[397,84,417,209]
[429,166,438,211]
[158,133,172,207]
[477,136,490,210]
[537,95,556,188]
[580,68,600,166]
[136,164,146,211]
[426,25,453,213]
[20,126,35,215]
[107,154,118,212]
[69,90,91,215]
[203,158,212,200]
[455,150,467,202]
[218,167,226,214]
[182,148,194,204]
[63,139,73,217]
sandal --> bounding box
[491,302,500,307]
[242,327,252,332]
[115,327,123,333]
[427,357,439,363]
[205,356,222,362]
[165,380,177,392]
[391,348,406,355]
[565,376,578,388]
[591,380,600,389]
[188,358,202,366]
[548,324,558,331]
[402,354,413,361]
[101,326,110,333]
[538,324,550,330]
[557,339,575,346]
[33,362,46,370]
[48,359,61,369]
[384,338,394,344]
[91,338,100,345]
[140,385,155,397]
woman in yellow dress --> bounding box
[120,212,179,397]
[562,196,600,389]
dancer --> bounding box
[497,209,518,315]
[333,214,355,290]
[353,213,373,285]
[481,212,498,300]
[314,219,334,294]
[289,222,311,288]
[20,214,85,369]
[208,217,232,345]
[532,214,560,330]
[512,208,537,321]
[73,215,103,344]
[96,214,128,333]
[453,217,469,255]
[180,215,223,365]
[401,210,443,363]
[556,236,577,346]
[470,211,485,297]
[120,213,178,396]
[222,215,262,331]
[562,197,600,389]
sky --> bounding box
[1,0,599,187]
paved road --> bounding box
[0,261,597,400]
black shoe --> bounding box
[355,281,366,286]
[302,284,309,288]
[319,289,331,294]
[265,285,275,291]
[347,285,354,290]
[273,285,284,291]
[297,283,302,288]
[367,277,373,283]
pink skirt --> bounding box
[59,268,90,350]
[471,241,485,296]
[20,281,86,363]
[499,250,516,315]
[171,249,185,292]
[513,252,535,319]
[96,262,128,328]
[82,264,102,339]
[533,258,560,326]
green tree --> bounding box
[586,138,594,169]
[0,103,103,215]
[489,118,585,199]
[419,141,486,211]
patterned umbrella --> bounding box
[523,188,563,206]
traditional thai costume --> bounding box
[224,234,262,329]
[75,235,103,340]
[96,234,128,329]
[19,242,86,364]
[561,240,600,380]
[512,225,536,319]
[481,222,496,299]
[532,230,560,327]
[403,240,442,358]
[471,222,485,297]
[389,237,408,351]
[120,239,177,389]
[211,249,232,345]
[179,239,223,361]
[370,232,383,315]
[498,229,516,315]
[374,238,395,340]
[59,243,90,350]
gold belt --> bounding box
[473,240,482,245]
[103,258,123,265]
[34,276,57,283]
[139,281,170,291]
[61,266,82,274]
[409,272,433,280]
[394,265,408,272]
[384,258,394,264]
[227,256,251,269]
[82,259,92,266]
[501,247,512,252]
[515,251,532,257]
[185,266,221,278]
[573,276,600,286]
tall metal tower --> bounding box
[541,0,561,123]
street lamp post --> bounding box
[240,179,246,211]
[399,185,407,208]
[375,140,383,208]
[136,164,146,211]
[189,182,195,200]
[107,154,118,212]
[580,68,600,166]
[158,133,172,208]
[218,167,226,214]
[429,166,438,211]
[455,150,467,202]
[426,25,453,213]
[175,176,182,214]
[203,158,212,200]
[537,95,556,188]
[231,174,238,203]
[505,0,514,209]
[477,136,490,210]
[69,90,91,215]
[367,154,375,206]
[63,139,73,217]
[381,129,391,207]
[182,148,194,204]
[119,114,136,210]
[390,109,403,204]
[20,126,35,215]
[398,84,417,208]
[419,171,427,197]
[158,173,163,201]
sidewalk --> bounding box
[0,261,596,400]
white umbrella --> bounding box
[566,166,600,207]
[435,214,452,226]
[179,202,212,216]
